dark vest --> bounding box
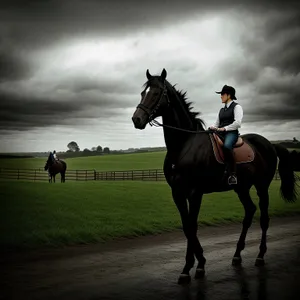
[218,101,239,133]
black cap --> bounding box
[215,85,237,100]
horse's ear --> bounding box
[146,69,152,80]
[161,68,167,81]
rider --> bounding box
[209,85,244,185]
[53,150,59,162]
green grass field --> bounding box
[0,151,167,171]
[1,180,299,251]
[1,147,298,172]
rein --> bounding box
[149,119,216,134]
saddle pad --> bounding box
[210,134,255,164]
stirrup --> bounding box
[228,175,237,185]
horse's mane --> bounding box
[143,78,206,130]
[171,84,206,130]
[46,152,52,162]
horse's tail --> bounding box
[273,144,298,203]
[290,150,300,171]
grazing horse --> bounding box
[44,153,67,183]
[132,68,298,284]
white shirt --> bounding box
[213,100,243,131]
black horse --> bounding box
[44,153,67,183]
[132,68,298,284]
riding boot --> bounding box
[222,147,237,185]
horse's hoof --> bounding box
[232,256,242,265]
[255,258,265,266]
[195,268,205,279]
[177,274,191,285]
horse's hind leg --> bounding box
[254,184,270,266]
[62,172,66,183]
[232,188,257,265]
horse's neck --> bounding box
[162,105,195,154]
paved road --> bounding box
[2,216,300,300]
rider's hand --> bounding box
[217,127,226,131]
[209,126,217,130]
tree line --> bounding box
[67,141,110,154]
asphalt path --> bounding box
[2,216,300,300]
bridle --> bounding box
[137,81,169,123]
[137,80,216,134]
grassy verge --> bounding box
[0,180,299,251]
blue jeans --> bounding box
[223,131,239,150]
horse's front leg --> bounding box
[187,190,206,279]
[172,189,194,284]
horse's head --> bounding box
[132,68,169,129]
[44,160,49,171]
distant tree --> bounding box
[91,147,97,152]
[83,148,91,153]
[96,145,103,152]
[67,141,80,152]
[293,137,299,143]
[103,147,110,154]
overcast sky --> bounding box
[0,0,299,152]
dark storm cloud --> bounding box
[0,84,132,131]
[217,6,300,124]
[1,0,299,133]
[1,0,298,84]
[241,10,300,75]
[56,75,137,95]
[0,40,32,81]
[243,78,300,122]
[1,0,298,48]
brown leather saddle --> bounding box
[210,133,255,164]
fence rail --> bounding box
[0,167,284,182]
[0,168,288,182]
[0,168,166,182]
[0,168,97,181]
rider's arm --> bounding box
[224,105,243,131]
[213,116,220,128]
